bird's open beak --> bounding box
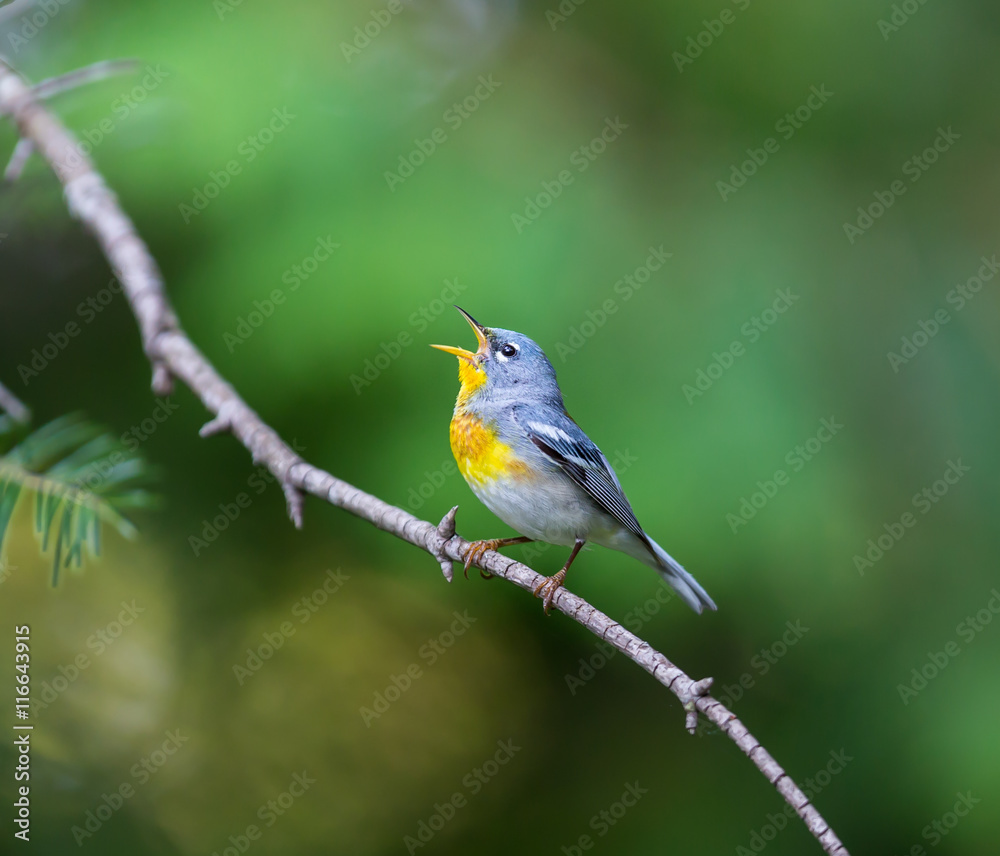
[430,306,490,365]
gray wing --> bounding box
[512,405,649,545]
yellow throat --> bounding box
[430,308,530,485]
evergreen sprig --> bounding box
[0,412,156,583]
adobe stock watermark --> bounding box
[511,117,628,234]
[222,236,339,352]
[735,749,853,855]
[896,588,999,706]
[726,417,843,533]
[340,0,406,63]
[4,0,71,54]
[119,397,180,452]
[0,559,17,585]
[546,0,587,30]
[61,397,181,501]
[696,620,809,719]
[30,601,145,716]
[553,246,672,362]
[51,65,171,180]
[565,582,677,694]
[210,771,316,856]
[895,791,981,854]
[716,85,834,201]
[672,0,751,72]
[560,782,649,854]
[384,75,501,191]
[15,277,123,385]
[404,741,520,851]
[360,610,477,727]
[519,449,637,568]
[403,738,521,853]
[405,458,461,512]
[681,288,799,404]
[188,443,307,557]
[349,277,467,394]
[852,458,969,575]
[886,253,998,372]
[878,0,933,41]
[232,569,350,686]
[71,729,189,846]
[843,125,960,243]
[178,108,296,223]
[213,0,246,20]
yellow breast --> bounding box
[450,411,529,485]
[456,359,488,400]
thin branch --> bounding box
[31,58,140,101]
[0,60,850,856]
[0,1,30,29]
[0,379,31,424]
[4,136,32,182]
[1,58,139,180]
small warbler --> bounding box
[432,307,716,614]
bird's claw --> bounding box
[463,540,496,580]
[532,569,566,615]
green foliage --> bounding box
[1,2,999,853]
[0,413,156,583]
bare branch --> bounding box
[4,136,32,182]
[0,60,850,856]
[31,58,140,101]
[0,1,30,29]
[432,506,459,581]
[0,380,31,424]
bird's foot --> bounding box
[463,540,502,579]
[532,569,567,615]
[462,536,534,580]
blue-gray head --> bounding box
[431,307,563,407]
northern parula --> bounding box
[432,307,716,614]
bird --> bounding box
[431,306,716,615]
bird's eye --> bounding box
[499,343,518,358]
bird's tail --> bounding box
[643,536,717,614]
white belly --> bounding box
[469,471,610,546]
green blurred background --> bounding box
[1,0,999,853]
